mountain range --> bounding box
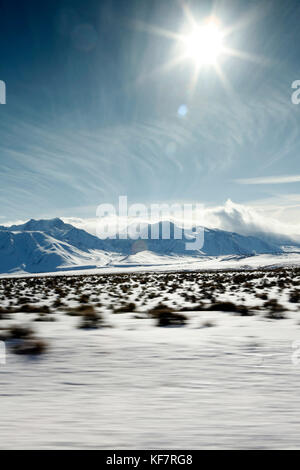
[0,217,297,274]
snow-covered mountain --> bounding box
[0,217,290,274]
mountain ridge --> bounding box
[0,217,290,274]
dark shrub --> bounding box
[14,304,50,314]
[13,339,48,355]
[0,306,13,318]
[34,314,56,322]
[263,299,285,312]
[206,301,236,312]
[265,310,286,320]
[52,298,65,308]
[66,304,94,316]
[114,302,136,313]
[8,325,34,340]
[149,305,187,327]
[78,306,103,329]
[263,299,286,319]
[79,294,90,304]
[236,305,253,316]
[256,292,268,300]
[17,296,33,305]
[178,304,206,312]
[289,290,300,303]
[206,301,251,315]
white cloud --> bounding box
[235,175,300,184]
[199,199,300,242]
[62,199,300,243]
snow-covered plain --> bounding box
[1,269,300,449]
[3,251,300,279]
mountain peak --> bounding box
[12,217,67,232]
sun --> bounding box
[134,9,263,95]
[183,21,224,65]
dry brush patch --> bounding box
[148,304,187,327]
[3,324,48,356]
[0,266,298,345]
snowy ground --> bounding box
[1,268,300,449]
[3,251,300,279]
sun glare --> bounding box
[184,22,224,65]
[136,9,261,96]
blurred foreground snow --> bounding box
[1,309,300,449]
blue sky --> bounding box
[0,0,300,230]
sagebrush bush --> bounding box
[13,339,48,355]
[113,302,136,313]
[149,305,187,327]
[14,304,50,314]
[8,325,34,340]
[206,301,252,316]
[289,290,300,303]
[77,306,103,329]
[263,299,285,312]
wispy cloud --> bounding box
[235,175,300,185]
[0,80,299,221]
